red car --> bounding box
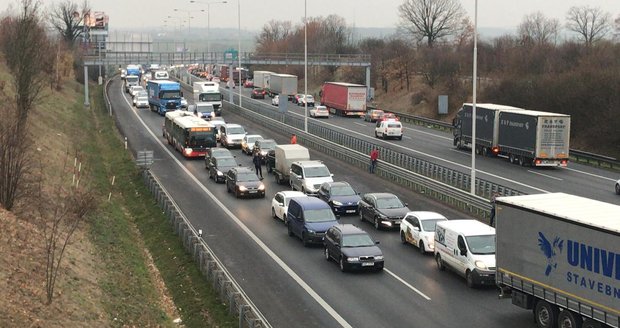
[251,88,266,99]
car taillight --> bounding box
[535,159,542,165]
[492,147,500,154]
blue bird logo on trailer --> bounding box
[537,232,564,276]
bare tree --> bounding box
[518,12,559,45]
[398,0,466,47]
[38,154,97,304]
[50,0,90,48]
[565,6,611,46]
[255,20,292,53]
[0,0,52,210]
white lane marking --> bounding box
[119,85,353,328]
[403,136,413,140]
[354,122,367,127]
[403,127,452,141]
[286,111,549,193]
[527,170,563,181]
[384,269,431,301]
[564,167,618,182]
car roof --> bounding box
[289,196,330,209]
[436,219,495,236]
[366,192,398,199]
[405,211,447,221]
[231,167,254,174]
[322,181,351,188]
[224,123,243,128]
[245,134,262,139]
[332,224,367,235]
[293,160,325,167]
[277,191,306,198]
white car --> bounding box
[616,179,620,194]
[298,94,315,107]
[400,211,448,254]
[180,97,188,109]
[271,95,279,106]
[129,85,145,98]
[241,134,264,155]
[134,95,149,108]
[271,191,307,225]
[375,119,403,140]
[309,105,329,118]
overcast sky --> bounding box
[1,0,619,32]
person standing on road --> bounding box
[489,192,499,227]
[290,133,297,144]
[253,150,264,180]
[369,147,379,173]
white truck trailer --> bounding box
[272,144,310,185]
[495,193,620,328]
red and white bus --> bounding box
[163,111,217,158]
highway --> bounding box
[222,79,620,205]
[109,76,542,327]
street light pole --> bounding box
[304,0,308,132]
[470,0,478,195]
[238,0,242,107]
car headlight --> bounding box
[238,185,247,191]
[475,260,488,270]
[258,184,265,190]
[216,171,223,176]
[331,200,343,206]
[374,255,384,260]
[184,148,193,155]
[260,151,267,156]
[346,257,359,262]
[307,229,316,234]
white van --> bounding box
[153,70,169,80]
[434,219,495,288]
[375,119,403,140]
[289,160,334,196]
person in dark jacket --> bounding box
[253,150,263,179]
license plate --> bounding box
[249,190,257,193]
[346,210,356,213]
[361,262,374,267]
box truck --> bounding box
[267,74,298,99]
[272,144,310,185]
[253,71,274,89]
[193,81,222,114]
[320,82,367,116]
[453,103,571,167]
[496,193,620,328]
[147,80,182,115]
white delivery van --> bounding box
[375,119,403,140]
[153,70,169,80]
[289,160,334,196]
[434,219,496,288]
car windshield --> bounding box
[305,166,330,178]
[217,158,236,167]
[259,140,276,149]
[387,123,401,128]
[161,90,181,99]
[342,233,375,247]
[375,196,404,209]
[466,235,496,255]
[247,136,262,144]
[189,131,215,147]
[236,172,259,182]
[420,219,445,232]
[227,127,245,134]
[199,93,221,102]
[306,95,314,101]
[330,185,356,196]
[137,91,148,97]
[304,209,336,223]
[196,105,213,112]
[137,96,148,101]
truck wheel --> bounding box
[436,254,445,271]
[582,319,602,328]
[482,147,488,156]
[519,156,526,166]
[534,300,558,328]
[509,154,516,164]
[466,270,476,288]
[558,310,582,328]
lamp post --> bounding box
[304,0,308,132]
[173,8,194,34]
[237,0,241,107]
[470,0,478,195]
[189,1,228,65]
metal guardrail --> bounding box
[377,107,620,170]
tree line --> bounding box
[253,0,620,156]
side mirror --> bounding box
[375,241,380,245]
[278,202,284,206]
[413,227,420,232]
[333,242,339,247]
[404,202,409,207]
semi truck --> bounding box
[193,81,223,115]
[267,74,298,99]
[272,144,310,185]
[495,193,620,328]
[253,71,274,89]
[320,82,367,116]
[147,80,182,115]
[453,103,571,167]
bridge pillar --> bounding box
[84,65,90,108]
[365,66,371,101]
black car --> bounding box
[358,193,410,230]
[205,147,233,170]
[225,167,265,198]
[209,156,238,183]
[253,139,277,163]
[323,224,384,272]
[318,181,361,216]
[250,88,267,99]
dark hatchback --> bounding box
[317,181,361,216]
[225,167,265,198]
[209,156,238,183]
[358,193,410,230]
[324,224,384,272]
[205,147,233,170]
